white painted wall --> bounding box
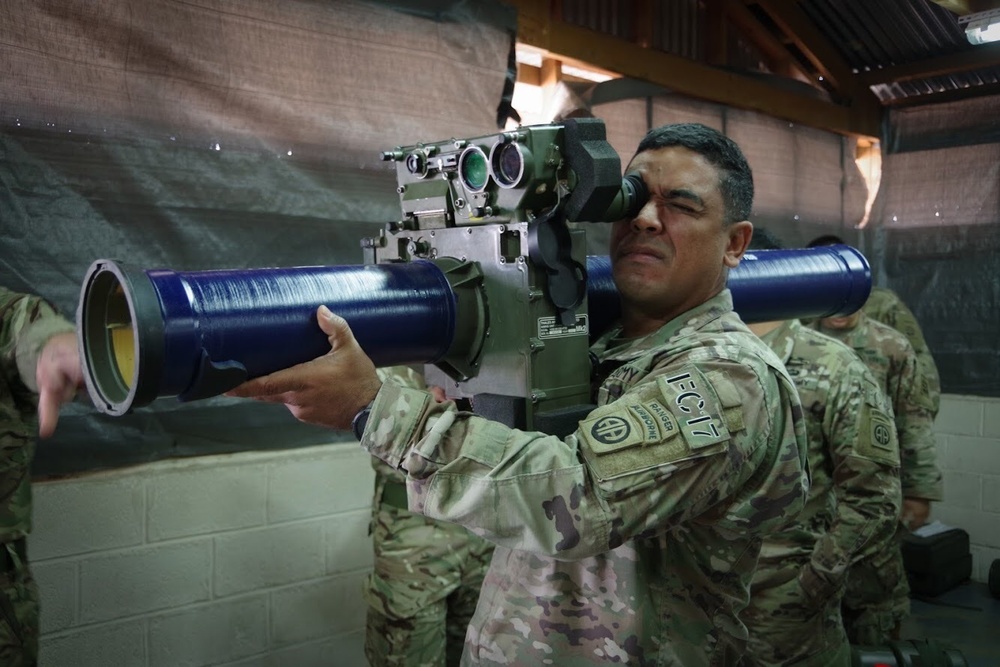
[31,443,375,667]
[929,394,1000,583]
[29,393,1000,666]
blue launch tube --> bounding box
[78,245,870,416]
[731,244,872,321]
[586,244,872,340]
[78,260,458,415]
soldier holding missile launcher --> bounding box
[226,123,811,665]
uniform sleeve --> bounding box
[804,365,902,596]
[888,344,944,501]
[361,352,797,561]
[0,287,75,393]
[370,365,429,480]
[866,293,941,418]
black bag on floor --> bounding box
[901,528,972,597]
[851,639,968,666]
[851,639,969,667]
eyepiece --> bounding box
[600,172,648,222]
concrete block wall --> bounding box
[931,394,1000,583]
[31,443,374,667]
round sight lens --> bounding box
[491,142,524,188]
[459,147,489,192]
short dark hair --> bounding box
[634,123,754,225]
[747,227,785,251]
[807,234,845,248]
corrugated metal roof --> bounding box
[801,0,1000,103]
[535,0,1000,108]
[560,0,705,60]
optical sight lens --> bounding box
[491,142,524,188]
[459,147,489,192]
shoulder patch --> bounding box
[855,379,901,466]
[577,371,729,481]
[705,370,746,433]
[657,367,731,449]
[580,400,681,456]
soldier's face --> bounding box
[820,310,862,330]
[610,146,748,336]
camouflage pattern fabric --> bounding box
[0,553,38,667]
[810,314,942,503]
[361,290,809,665]
[863,287,941,418]
[811,313,944,644]
[365,367,494,667]
[839,533,909,647]
[743,320,902,666]
[0,286,75,666]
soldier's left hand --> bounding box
[902,497,931,531]
[226,305,381,430]
[36,332,85,438]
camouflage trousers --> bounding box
[743,561,851,666]
[364,477,494,667]
[842,527,910,646]
[0,540,39,667]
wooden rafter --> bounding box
[860,41,1000,85]
[506,0,880,139]
[723,0,815,84]
[746,0,876,106]
[703,0,730,66]
[927,0,1000,15]
[882,79,1000,107]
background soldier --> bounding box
[807,235,941,418]
[812,306,943,645]
[0,286,85,666]
[742,231,903,666]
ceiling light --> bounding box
[959,8,1000,45]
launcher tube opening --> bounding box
[78,261,164,416]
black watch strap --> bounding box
[352,403,373,441]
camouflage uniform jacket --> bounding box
[0,287,75,542]
[863,287,941,418]
[361,290,809,666]
[812,313,943,501]
[371,366,427,486]
[755,319,902,594]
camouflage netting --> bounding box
[862,95,1000,398]
[4,1,994,477]
[0,0,514,475]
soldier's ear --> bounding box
[723,221,753,268]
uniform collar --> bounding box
[594,289,734,361]
[759,318,800,364]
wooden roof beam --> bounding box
[860,40,1000,85]
[882,79,1000,107]
[704,0,730,66]
[747,0,878,107]
[928,0,1000,15]
[513,16,880,138]
[723,0,816,84]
